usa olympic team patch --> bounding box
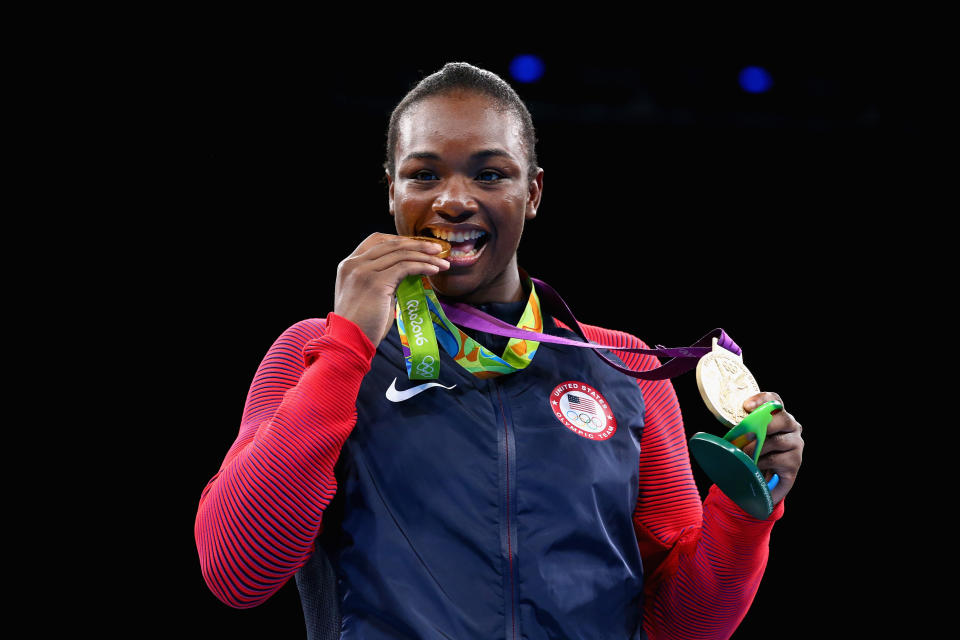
[549,381,617,440]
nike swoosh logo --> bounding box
[385,377,457,403]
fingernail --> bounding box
[439,259,450,269]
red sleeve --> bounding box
[194,313,376,609]
[580,323,784,639]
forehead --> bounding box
[396,92,525,162]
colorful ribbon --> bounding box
[395,275,543,380]
[397,272,741,382]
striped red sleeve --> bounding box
[194,312,376,609]
[580,324,784,640]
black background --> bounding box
[98,34,927,639]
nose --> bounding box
[432,176,478,220]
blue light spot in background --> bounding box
[739,66,773,94]
[510,55,545,83]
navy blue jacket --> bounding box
[297,301,649,639]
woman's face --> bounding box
[388,91,543,303]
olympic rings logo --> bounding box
[566,410,604,429]
[415,355,436,377]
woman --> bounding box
[195,62,804,639]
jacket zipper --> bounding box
[494,379,519,640]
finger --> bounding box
[756,447,803,479]
[367,249,450,273]
[743,391,784,413]
[765,410,802,438]
[739,412,801,458]
[347,233,444,261]
[350,232,398,254]
[376,258,449,287]
[339,237,447,278]
[357,235,446,261]
[756,429,804,458]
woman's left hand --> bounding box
[740,392,804,506]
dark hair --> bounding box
[384,62,539,180]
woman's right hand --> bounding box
[334,233,450,348]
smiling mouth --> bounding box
[422,226,490,261]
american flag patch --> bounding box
[567,394,598,416]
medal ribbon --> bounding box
[438,276,741,381]
[396,272,739,381]
[395,275,542,380]
[395,275,443,380]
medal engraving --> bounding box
[696,338,760,427]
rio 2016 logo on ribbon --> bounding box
[548,381,617,441]
[405,298,430,347]
[397,275,442,380]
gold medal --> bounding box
[411,236,451,259]
[696,337,760,427]
[691,336,781,518]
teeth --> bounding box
[429,228,486,242]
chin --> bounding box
[427,249,521,303]
[427,272,484,301]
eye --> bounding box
[412,170,439,181]
[476,170,504,182]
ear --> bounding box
[387,171,395,216]
[525,167,544,221]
